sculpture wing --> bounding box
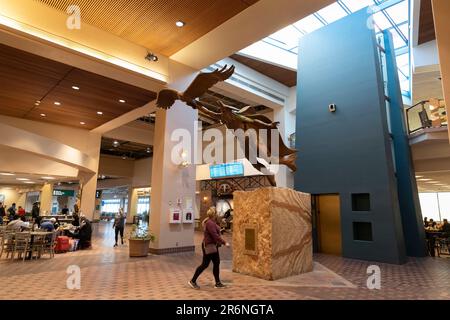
[183,65,235,100]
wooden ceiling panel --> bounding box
[36,0,260,56]
[231,54,297,87]
[418,0,436,45]
[0,43,156,130]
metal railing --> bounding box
[405,99,447,134]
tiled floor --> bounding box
[0,221,449,300]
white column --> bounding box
[149,61,198,254]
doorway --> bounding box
[316,194,342,255]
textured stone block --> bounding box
[232,187,312,280]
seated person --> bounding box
[66,216,92,249]
[441,219,450,237]
[61,205,69,215]
[40,218,56,232]
[17,206,26,217]
[6,216,28,231]
[428,219,437,229]
[72,212,80,227]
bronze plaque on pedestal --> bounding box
[244,224,257,255]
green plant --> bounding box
[129,224,156,242]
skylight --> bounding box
[239,0,410,97]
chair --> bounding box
[438,237,450,256]
[30,234,46,259]
[12,232,31,261]
[42,232,57,258]
[0,231,15,259]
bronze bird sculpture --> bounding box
[156,65,235,110]
[155,64,297,187]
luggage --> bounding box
[55,236,70,253]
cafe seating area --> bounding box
[0,226,56,261]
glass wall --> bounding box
[102,199,121,213]
[419,192,450,222]
[137,197,150,214]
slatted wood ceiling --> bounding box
[36,0,259,56]
[418,0,435,45]
[231,54,297,87]
[0,43,156,130]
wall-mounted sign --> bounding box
[183,208,193,224]
[169,207,182,224]
[210,162,244,179]
[53,189,75,197]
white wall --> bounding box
[413,40,440,73]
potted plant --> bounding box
[129,224,156,257]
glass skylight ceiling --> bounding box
[239,0,411,97]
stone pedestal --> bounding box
[232,187,312,280]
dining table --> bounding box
[26,231,53,260]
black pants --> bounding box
[192,244,221,284]
[115,226,124,244]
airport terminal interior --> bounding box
[1,0,450,300]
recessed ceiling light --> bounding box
[176,20,186,27]
[72,86,80,90]
[97,111,103,115]
[24,181,34,184]
[113,140,120,147]
[146,148,151,153]
[415,175,423,178]
[54,102,61,106]
[0,172,15,176]
[16,178,29,181]
[41,176,55,180]
[418,178,432,181]
[80,121,86,125]
[122,155,127,160]
[40,113,46,117]
[119,99,126,103]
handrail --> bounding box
[405,100,429,112]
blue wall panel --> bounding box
[295,10,407,264]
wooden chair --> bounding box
[12,232,31,261]
[42,232,57,258]
[0,231,15,259]
[30,234,46,259]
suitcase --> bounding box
[55,236,70,253]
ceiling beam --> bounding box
[91,101,157,134]
[170,0,335,70]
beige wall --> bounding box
[98,155,134,178]
[0,187,24,208]
[132,158,153,188]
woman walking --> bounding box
[188,207,229,289]
[113,208,126,247]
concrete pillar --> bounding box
[128,187,138,223]
[432,0,450,140]
[149,61,198,254]
[40,183,53,215]
[79,172,98,221]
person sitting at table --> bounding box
[441,219,450,237]
[66,216,92,250]
[424,217,429,228]
[0,202,5,225]
[72,212,80,227]
[61,205,69,215]
[6,215,28,231]
[428,219,437,229]
[40,218,56,232]
[17,206,26,217]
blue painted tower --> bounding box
[295,9,426,264]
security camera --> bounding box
[145,53,158,62]
[329,104,337,112]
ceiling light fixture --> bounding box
[122,155,127,160]
[97,111,103,115]
[41,176,55,180]
[146,147,151,153]
[145,52,158,62]
[175,20,186,27]
[113,140,120,147]
[80,121,86,125]
[415,175,423,178]
[119,99,126,103]
[418,178,432,181]
[16,178,29,181]
[24,181,35,184]
[40,113,46,117]
[72,86,80,90]
[0,172,15,176]
[54,102,61,106]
